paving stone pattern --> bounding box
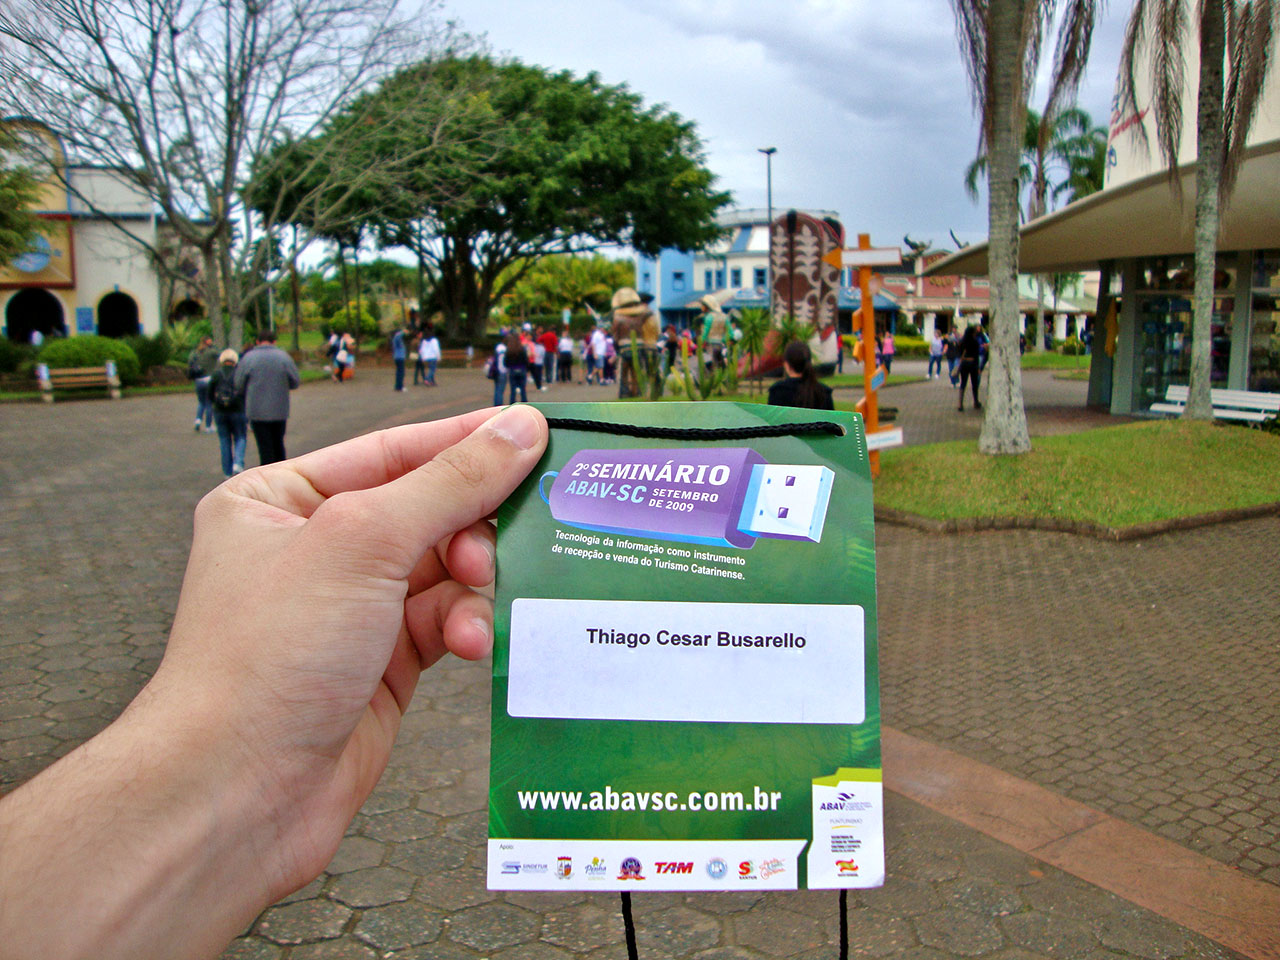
[0,364,1264,958]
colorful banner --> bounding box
[489,401,883,891]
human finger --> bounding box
[299,406,546,581]
[285,407,503,499]
[444,521,497,589]
[403,580,493,670]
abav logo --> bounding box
[705,858,728,881]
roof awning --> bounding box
[927,139,1280,276]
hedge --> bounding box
[38,335,142,385]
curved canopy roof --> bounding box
[927,139,1280,276]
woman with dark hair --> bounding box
[956,324,983,412]
[504,333,529,403]
[767,340,834,410]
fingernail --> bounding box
[469,617,491,644]
[487,406,541,450]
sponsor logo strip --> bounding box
[487,840,806,891]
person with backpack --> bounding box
[487,332,508,406]
[188,336,219,432]
[209,349,247,476]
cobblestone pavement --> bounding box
[1,363,1271,959]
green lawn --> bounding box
[821,373,922,389]
[1,368,332,402]
[877,420,1280,528]
[1021,351,1090,369]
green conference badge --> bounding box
[488,401,883,891]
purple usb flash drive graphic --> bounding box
[539,448,834,549]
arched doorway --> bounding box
[4,288,66,343]
[98,291,140,338]
[170,298,204,322]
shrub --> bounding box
[892,335,929,358]
[38,335,142,385]
[124,333,172,375]
[0,338,34,375]
[165,318,212,356]
[1059,336,1085,356]
[897,320,921,337]
[327,304,379,341]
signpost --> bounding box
[825,236,903,476]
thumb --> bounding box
[302,405,547,578]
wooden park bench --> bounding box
[37,363,122,403]
[441,347,480,368]
[1149,384,1279,423]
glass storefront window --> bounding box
[1250,250,1280,392]
[1133,254,1233,409]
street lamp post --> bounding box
[758,147,776,317]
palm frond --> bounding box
[1042,0,1101,121]
[1221,0,1276,202]
[951,0,993,150]
[1117,0,1154,150]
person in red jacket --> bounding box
[538,325,559,387]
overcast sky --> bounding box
[440,0,1130,253]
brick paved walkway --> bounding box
[2,363,1274,959]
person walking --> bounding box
[557,328,574,382]
[945,328,961,385]
[391,325,407,392]
[504,333,529,403]
[881,330,896,374]
[489,334,508,406]
[413,333,428,385]
[234,329,300,465]
[588,325,607,384]
[956,324,983,412]
[767,340,834,410]
[209,349,247,477]
[421,329,440,386]
[529,336,545,392]
[332,332,355,383]
[539,325,559,386]
[927,329,945,379]
[188,336,219,432]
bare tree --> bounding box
[952,0,1101,455]
[0,0,463,347]
[1118,0,1277,419]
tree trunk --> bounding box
[201,245,224,349]
[1033,275,1046,351]
[1186,0,1225,421]
[337,243,351,330]
[289,255,303,353]
[352,247,363,347]
[978,0,1033,455]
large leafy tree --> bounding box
[965,106,1104,351]
[1118,0,1277,419]
[0,0,457,348]
[0,162,39,266]
[499,254,634,322]
[951,0,1101,455]
[368,56,729,339]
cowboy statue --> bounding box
[610,287,660,399]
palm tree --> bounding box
[951,0,1102,454]
[964,105,1102,352]
[1118,0,1276,420]
[1053,121,1109,203]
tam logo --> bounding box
[654,862,693,875]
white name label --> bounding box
[507,598,864,725]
